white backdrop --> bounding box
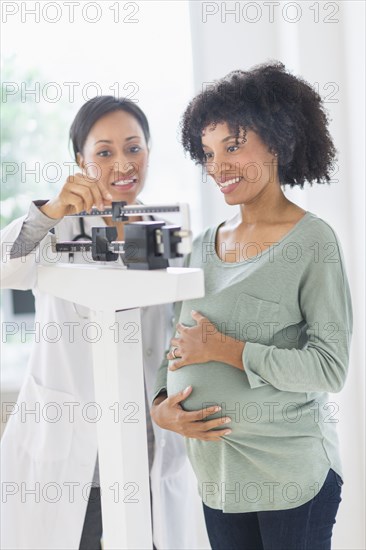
[188,2,365,548]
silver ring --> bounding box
[172,347,179,359]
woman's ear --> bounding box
[76,152,84,170]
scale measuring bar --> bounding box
[68,204,181,217]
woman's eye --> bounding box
[97,150,111,157]
[204,152,213,161]
[227,145,239,153]
[129,146,142,153]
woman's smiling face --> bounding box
[201,122,279,205]
[77,109,149,205]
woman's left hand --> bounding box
[167,310,219,370]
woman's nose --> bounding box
[207,156,234,178]
[111,154,137,177]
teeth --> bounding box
[113,179,136,186]
[220,177,241,188]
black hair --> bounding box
[181,61,337,188]
[69,96,150,161]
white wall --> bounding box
[188,1,365,548]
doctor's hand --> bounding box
[150,386,232,442]
[39,172,113,219]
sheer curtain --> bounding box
[188,2,365,548]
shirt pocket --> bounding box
[229,292,281,345]
[13,374,75,462]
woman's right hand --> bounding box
[39,172,113,219]
[150,386,232,442]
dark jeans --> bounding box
[202,469,343,550]
[79,487,103,550]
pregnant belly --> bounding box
[167,362,315,439]
[167,361,249,412]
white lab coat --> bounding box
[0,210,208,550]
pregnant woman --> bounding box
[151,61,353,550]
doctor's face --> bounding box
[201,122,279,206]
[77,110,149,205]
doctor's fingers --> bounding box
[65,173,112,208]
[60,186,96,213]
[64,176,103,210]
[81,172,113,203]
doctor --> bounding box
[0,96,206,550]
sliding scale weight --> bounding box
[70,202,182,220]
[53,201,191,269]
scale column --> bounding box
[90,308,152,550]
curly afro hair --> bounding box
[181,61,337,188]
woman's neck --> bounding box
[238,193,294,226]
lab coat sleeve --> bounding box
[1,201,61,290]
[151,357,169,403]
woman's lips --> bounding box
[111,178,138,191]
[218,176,243,194]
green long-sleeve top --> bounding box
[153,210,353,513]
